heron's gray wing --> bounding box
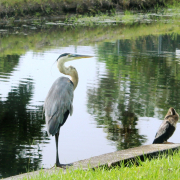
[153,120,175,144]
[44,77,74,136]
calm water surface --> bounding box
[0,25,180,178]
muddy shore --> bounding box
[0,0,169,19]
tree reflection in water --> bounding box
[0,55,48,178]
[87,33,180,151]
[87,71,146,150]
[106,111,146,150]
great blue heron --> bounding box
[153,107,179,144]
[44,53,92,167]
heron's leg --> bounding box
[55,132,61,167]
[54,131,73,168]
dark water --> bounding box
[0,25,180,178]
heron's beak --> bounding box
[69,54,93,59]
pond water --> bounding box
[0,22,180,178]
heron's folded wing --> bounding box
[44,77,74,135]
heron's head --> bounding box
[56,53,93,62]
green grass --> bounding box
[0,0,113,18]
[0,0,63,5]
[1,0,180,19]
[23,150,180,180]
[66,3,180,26]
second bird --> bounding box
[153,107,179,144]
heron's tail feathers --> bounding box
[46,116,60,136]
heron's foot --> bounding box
[55,162,73,168]
[50,165,55,169]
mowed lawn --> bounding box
[24,150,180,180]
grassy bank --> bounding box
[23,150,180,180]
[0,0,177,19]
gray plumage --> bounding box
[43,53,92,167]
[44,77,74,136]
[153,107,179,144]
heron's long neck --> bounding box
[70,71,78,90]
[57,59,79,90]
